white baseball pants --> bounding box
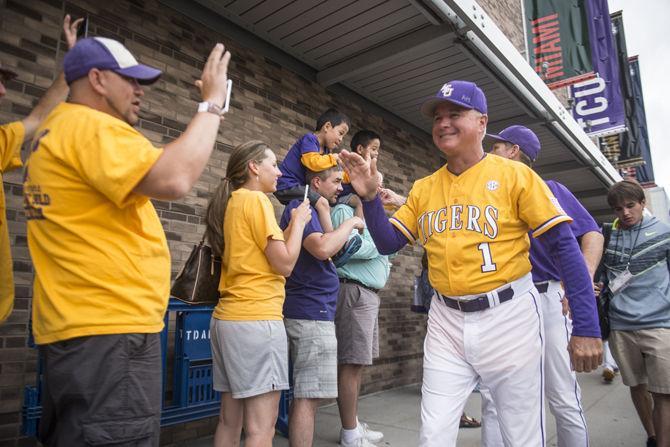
[481,280,589,447]
[420,273,546,447]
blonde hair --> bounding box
[205,141,272,257]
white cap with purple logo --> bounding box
[420,80,488,117]
[64,37,162,85]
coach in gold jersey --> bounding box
[340,80,602,447]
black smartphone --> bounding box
[76,17,89,39]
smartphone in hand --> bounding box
[222,79,232,114]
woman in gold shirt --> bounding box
[206,141,311,447]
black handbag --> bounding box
[596,223,613,339]
[597,288,612,340]
[170,236,222,305]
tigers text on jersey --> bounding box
[391,154,571,296]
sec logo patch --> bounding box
[486,180,499,191]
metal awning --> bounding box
[163,0,621,220]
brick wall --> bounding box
[478,0,526,56]
[0,0,439,444]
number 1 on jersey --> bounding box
[477,242,497,273]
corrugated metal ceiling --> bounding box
[191,0,613,218]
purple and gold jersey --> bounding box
[391,155,571,296]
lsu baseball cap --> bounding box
[420,80,488,117]
[487,125,541,162]
[64,37,162,85]
[0,61,18,82]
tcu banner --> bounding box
[569,0,626,137]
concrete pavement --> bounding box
[187,368,647,446]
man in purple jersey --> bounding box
[482,125,604,447]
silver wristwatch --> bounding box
[197,101,223,115]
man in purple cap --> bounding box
[480,125,604,447]
[339,80,603,446]
[1,15,82,325]
[23,36,232,445]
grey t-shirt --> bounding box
[604,215,670,330]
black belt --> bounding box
[339,278,379,294]
[534,282,549,293]
[440,286,514,312]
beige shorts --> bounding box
[609,328,670,394]
[285,318,338,399]
[335,282,380,365]
[210,319,289,399]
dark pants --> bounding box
[38,333,162,446]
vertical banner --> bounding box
[569,0,626,137]
[628,56,653,182]
[610,12,638,162]
[523,0,594,89]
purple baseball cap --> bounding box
[420,80,488,117]
[487,125,541,162]
[64,37,162,85]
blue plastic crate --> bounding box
[21,386,41,437]
[187,361,218,405]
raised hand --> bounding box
[338,150,379,201]
[291,198,313,225]
[195,43,232,108]
[63,14,84,50]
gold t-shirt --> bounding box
[24,103,170,344]
[213,188,286,321]
[0,121,24,323]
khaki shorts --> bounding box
[335,282,380,365]
[210,319,289,398]
[285,318,338,399]
[609,328,670,394]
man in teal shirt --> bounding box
[332,130,397,447]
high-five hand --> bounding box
[338,150,379,201]
[195,43,232,109]
[63,15,84,50]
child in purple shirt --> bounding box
[276,109,362,265]
[276,108,350,233]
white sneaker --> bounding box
[339,436,378,447]
[358,422,384,443]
